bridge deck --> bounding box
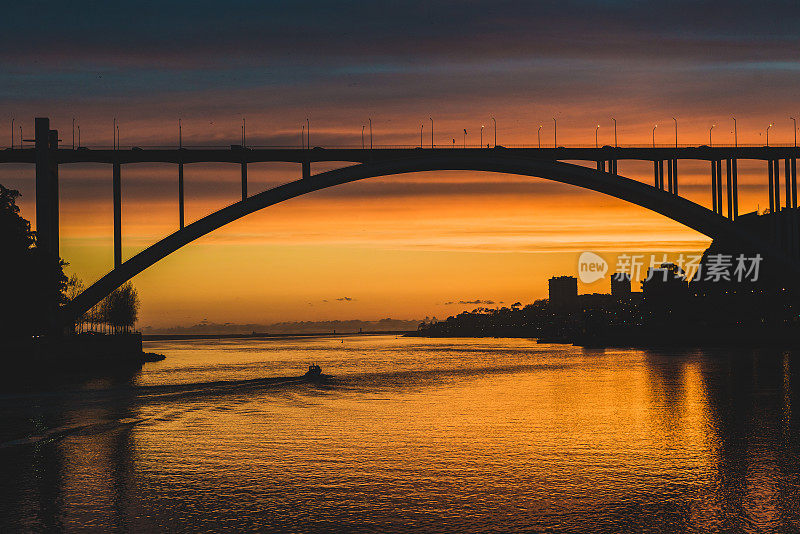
[2,146,800,165]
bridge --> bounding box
[3,117,800,327]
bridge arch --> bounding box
[60,154,778,324]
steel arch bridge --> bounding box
[3,118,800,326]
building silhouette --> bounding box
[611,273,632,297]
[548,276,578,311]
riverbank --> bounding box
[7,332,165,375]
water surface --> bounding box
[1,336,798,532]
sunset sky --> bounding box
[3,1,800,327]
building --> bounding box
[611,273,632,297]
[548,275,578,311]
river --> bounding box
[1,335,798,532]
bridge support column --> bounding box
[732,158,738,219]
[726,159,733,219]
[302,160,310,180]
[792,158,797,208]
[673,159,678,195]
[768,160,775,213]
[35,118,60,259]
[178,163,185,229]
[785,159,792,209]
[610,159,617,175]
[712,160,718,214]
[241,162,247,201]
[716,160,723,215]
[113,163,122,268]
[654,160,665,190]
[773,159,781,211]
[667,159,672,193]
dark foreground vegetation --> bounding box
[1,184,160,373]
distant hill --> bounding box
[143,318,420,336]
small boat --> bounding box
[304,363,324,381]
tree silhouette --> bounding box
[99,282,140,333]
[0,184,67,341]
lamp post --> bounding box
[306,118,310,149]
[361,125,365,149]
[463,128,467,148]
[709,124,714,147]
[72,117,75,149]
[420,124,423,148]
[368,117,372,149]
[595,124,600,149]
[242,117,246,148]
[732,117,737,147]
[538,125,542,149]
[480,124,484,147]
[553,118,557,147]
[77,125,80,148]
[612,117,617,147]
[301,125,305,148]
[672,117,677,148]
[10,118,13,149]
[491,116,496,147]
[791,117,797,147]
[767,123,773,147]
[19,125,22,149]
[429,117,434,148]
[652,124,657,148]
[179,118,182,148]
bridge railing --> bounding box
[4,143,800,150]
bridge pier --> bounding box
[609,159,617,175]
[302,160,310,180]
[792,158,798,208]
[178,163,185,229]
[34,118,60,259]
[113,163,122,267]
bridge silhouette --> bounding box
[3,118,800,327]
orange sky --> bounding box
[3,1,799,326]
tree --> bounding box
[100,282,140,333]
[0,184,67,340]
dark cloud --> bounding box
[336,297,354,302]
[4,1,800,68]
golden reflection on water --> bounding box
[2,337,799,532]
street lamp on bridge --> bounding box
[429,117,434,148]
[672,117,678,148]
[709,124,714,147]
[420,124,424,148]
[481,124,484,147]
[306,118,310,149]
[766,123,773,147]
[361,125,365,149]
[369,118,372,149]
[652,124,657,148]
[732,117,737,147]
[10,118,13,150]
[612,117,617,147]
[791,117,797,147]
[491,116,496,147]
[595,124,600,149]
[538,125,542,149]
[553,118,557,147]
